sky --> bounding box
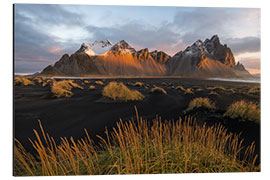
[14,4,260,74]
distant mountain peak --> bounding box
[76,39,114,56]
[110,40,136,54]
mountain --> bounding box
[41,35,251,77]
[165,35,250,77]
[76,39,113,56]
[41,40,166,76]
[150,50,171,64]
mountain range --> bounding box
[41,35,250,77]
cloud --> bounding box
[225,37,260,55]
[85,21,182,55]
[172,8,260,45]
[14,5,83,73]
[15,4,83,26]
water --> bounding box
[207,78,260,83]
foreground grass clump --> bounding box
[51,80,83,98]
[186,97,216,112]
[224,100,260,123]
[102,81,144,101]
[14,111,260,176]
[151,86,167,94]
[14,77,35,86]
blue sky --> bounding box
[14,4,260,74]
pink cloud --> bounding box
[15,57,56,63]
[47,46,64,56]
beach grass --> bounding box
[102,81,144,101]
[224,100,260,123]
[14,108,260,176]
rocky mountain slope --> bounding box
[165,35,250,77]
[41,35,250,77]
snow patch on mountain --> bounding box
[76,39,113,56]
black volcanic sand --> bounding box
[14,78,260,163]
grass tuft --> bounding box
[14,77,35,86]
[248,86,260,95]
[184,88,194,95]
[151,86,167,94]
[209,91,218,96]
[186,97,216,112]
[175,86,185,92]
[51,80,83,98]
[128,81,144,87]
[102,81,144,101]
[88,85,96,90]
[224,100,260,123]
[207,86,226,91]
[95,81,104,86]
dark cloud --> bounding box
[14,4,83,26]
[225,37,260,55]
[14,5,81,73]
[85,21,181,53]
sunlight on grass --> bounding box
[151,86,167,94]
[128,81,144,87]
[95,81,104,86]
[102,81,144,101]
[186,97,216,112]
[184,88,194,95]
[224,100,260,123]
[248,86,260,95]
[209,91,218,96]
[51,80,83,98]
[14,109,260,176]
[88,85,96,90]
[207,86,226,91]
[14,77,35,86]
[175,85,185,92]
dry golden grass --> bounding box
[95,81,104,86]
[209,91,218,96]
[14,77,35,86]
[129,81,144,87]
[102,81,144,101]
[248,86,260,94]
[14,109,260,176]
[224,100,260,123]
[186,97,216,112]
[207,86,226,91]
[42,79,54,87]
[184,88,194,95]
[32,77,43,84]
[151,86,167,94]
[175,85,185,92]
[51,80,83,98]
[88,85,96,90]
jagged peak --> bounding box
[110,40,136,54]
[210,34,220,43]
[137,48,149,53]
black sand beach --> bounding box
[14,78,260,162]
